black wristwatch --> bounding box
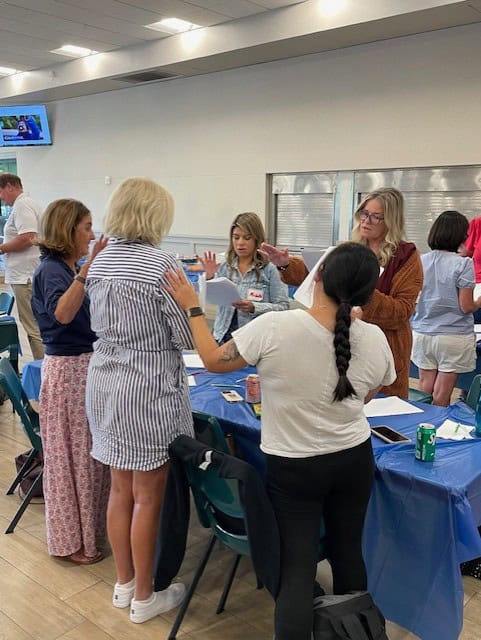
[186,306,204,318]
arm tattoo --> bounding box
[219,340,241,363]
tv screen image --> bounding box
[0,104,52,147]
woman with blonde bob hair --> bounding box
[32,199,110,565]
[260,188,423,397]
[85,177,193,624]
[103,176,174,244]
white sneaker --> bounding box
[130,583,186,624]
[113,578,135,609]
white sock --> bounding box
[135,592,155,604]
[118,578,135,588]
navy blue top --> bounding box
[32,255,96,356]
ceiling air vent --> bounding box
[114,70,181,84]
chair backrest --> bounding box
[193,411,229,453]
[179,441,250,556]
[197,474,249,555]
[466,374,481,411]
[0,292,14,315]
[0,358,41,452]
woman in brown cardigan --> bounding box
[260,188,423,398]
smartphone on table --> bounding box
[371,425,410,444]
[221,390,244,403]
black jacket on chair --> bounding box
[154,435,280,598]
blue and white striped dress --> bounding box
[85,238,194,471]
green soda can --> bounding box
[415,423,436,461]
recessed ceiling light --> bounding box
[146,18,201,33]
[50,45,98,58]
[0,66,19,76]
[318,0,347,16]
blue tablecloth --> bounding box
[22,358,42,400]
[21,359,481,640]
[193,381,481,640]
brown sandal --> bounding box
[56,550,104,565]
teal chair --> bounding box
[465,375,481,411]
[0,358,42,533]
[408,387,433,404]
[167,419,327,639]
[0,292,14,315]
[0,319,20,374]
[167,440,260,639]
[192,410,229,453]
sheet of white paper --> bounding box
[294,248,384,309]
[188,375,197,386]
[475,324,481,340]
[183,353,204,368]
[293,246,336,308]
[206,277,241,306]
[301,248,326,272]
[363,397,424,418]
[197,271,206,311]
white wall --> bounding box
[11,22,481,239]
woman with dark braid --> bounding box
[166,242,395,640]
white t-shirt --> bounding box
[233,309,396,458]
[3,192,41,284]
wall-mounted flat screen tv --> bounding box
[0,104,52,147]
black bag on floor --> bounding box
[313,592,389,640]
[15,448,44,498]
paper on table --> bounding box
[294,246,336,308]
[436,419,474,440]
[475,324,481,341]
[188,375,196,387]
[206,277,241,306]
[183,353,204,368]
[363,396,424,418]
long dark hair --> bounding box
[320,242,380,402]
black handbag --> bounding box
[313,592,389,640]
[14,448,44,498]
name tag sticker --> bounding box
[247,288,264,301]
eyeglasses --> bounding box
[358,210,385,225]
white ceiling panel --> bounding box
[0,3,161,44]
[103,0,236,23]
[179,0,266,19]
[0,21,147,53]
[254,0,304,7]
[58,0,166,24]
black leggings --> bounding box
[266,438,375,640]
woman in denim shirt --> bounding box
[201,212,289,343]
